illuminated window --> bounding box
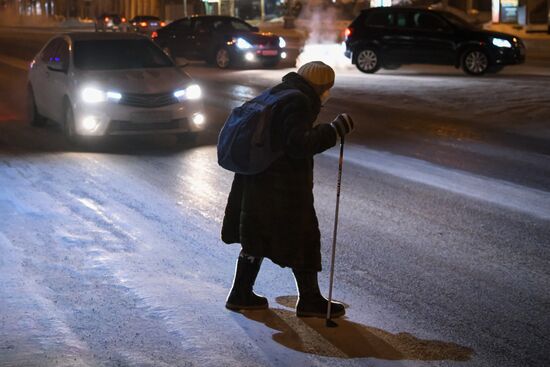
[370,0,392,7]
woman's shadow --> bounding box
[235,295,473,361]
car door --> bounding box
[163,18,193,57]
[46,39,71,123]
[376,10,417,64]
[188,18,213,59]
[409,11,456,65]
[361,9,393,54]
[32,38,62,120]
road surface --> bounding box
[1,29,549,367]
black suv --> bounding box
[152,16,287,69]
[344,7,526,75]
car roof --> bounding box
[187,15,244,21]
[63,32,151,42]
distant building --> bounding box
[490,0,548,25]
[3,0,548,27]
[370,0,549,26]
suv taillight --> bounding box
[345,27,352,38]
[151,31,158,39]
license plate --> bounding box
[130,111,171,123]
[150,22,158,26]
[261,50,278,56]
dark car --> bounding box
[344,7,526,75]
[152,15,287,69]
[129,15,166,35]
[95,13,128,32]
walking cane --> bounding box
[326,135,344,328]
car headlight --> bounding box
[492,38,512,48]
[174,84,202,101]
[81,87,106,103]
[106,91,122,101]
[279,36,286,48]
[236,38,253,49]
[81,87,122,103]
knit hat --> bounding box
[297,61,335,95]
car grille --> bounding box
[108,118,187,133]
[258,39,278,48]
[119,92,178,108]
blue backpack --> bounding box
[217,88,301,175]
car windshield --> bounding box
[74,39,173,70]
[438,11,475,29]
[228,19,254,32]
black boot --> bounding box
[293,269,345,318]
[225,252,268,311]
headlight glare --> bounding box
[106,91,122,101]
[244,52,255,61]
[81,116,100,132]
[492,38,512,48]
[185,84,202,100]
[192,113,205,126]
[236,38,253,49]
[279,36,286,48]
[173,89,186,99]
[174,84,202,101]
[81,87,106,103]
[81,88,121,103]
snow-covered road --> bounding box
[1,30,550,367]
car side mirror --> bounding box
[47,60,67,73]
[251,26,260,32]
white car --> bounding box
[27,32,205,143]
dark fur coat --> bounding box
[221,72,337,271]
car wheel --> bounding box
[27,86,46,127]
[462,49,489,75]
[355,48,381,74]
[215,48,231,69]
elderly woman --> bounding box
[222,61,354,318]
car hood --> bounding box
[479,29,516,40]
[77,67,192,94]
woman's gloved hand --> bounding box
[330,113,354,138]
